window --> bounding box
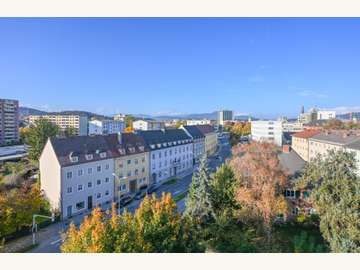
[119,162,124,168]
[88,168,93,174]
[127,160,131,165]
[152,154,155,160]
[97,179,101,185]
[142,167,145,173]
[127,171,131,177]
[105,190,110,196]
[88,182,92,188]
[67,187,72,194]
[97,165,101,172]
[78,184,83,191]
[76,201,85,210]
[165,151,167,157]
[159,152,162,158]
[78,169,83,176]
[100,152,107,158]
[105,177,110,183]
[142,157,145,163]
[66,172,72,179]
[135,159,139,165]
[135,169,139,176]
[85,154,93,160]
[97,193,101,199]
[105,164,110,170]
[70,156,78,163]
[139,146,145,152]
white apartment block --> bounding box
[29,114,88,136]
[186,119,211,126]
[133,120,165,131]
[282,121,304,133]
[317,110,336,120]
[89,119,125,135]
[251,120,283,146]
[138,129,193,184]
[40,136,115,220]
[181,125,206,163]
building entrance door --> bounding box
[129,179,137,193]
[88,196,93,210]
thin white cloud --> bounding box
[323,106,360,114]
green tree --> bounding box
[27,119,60,160]
[64,127,77,137]
[184,155,215,226]
[293,231,327,253]
[210,164,238,219]
[297,150,360,253]
[124,115,136,128]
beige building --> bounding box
[195,125,218,155]
[291,130,321,161]
[29,114,88,136]
[133,119,165,131]
[105,133,150,199]
[309,131,360,161]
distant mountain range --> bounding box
[19,107,112,120]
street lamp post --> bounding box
[32,213,55,246]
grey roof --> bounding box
[279,150,306,177]
[50,135,115,167]
[310,132,360,146]
[137,129,192,149]
[182,126,205,139]
[50,133,149,167]
[194,125,215,135]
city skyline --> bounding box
[1,18,360,118]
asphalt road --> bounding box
[29,136,231,253]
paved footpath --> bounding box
[3,136,230,253]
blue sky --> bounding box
[0,18,359,118]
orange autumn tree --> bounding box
[229,142,289,243]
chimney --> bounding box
[283,145,291,153]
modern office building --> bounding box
[180,125,206,163]
[317,110,336,120]
[251,120,283,146]
[137,129,193,184]
[89,119,125,135]
[218,110,234,125]
[40,135,115,220]
[29,114,88,136]
[0,99,20,146]
[133,120,165,131]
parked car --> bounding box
[119,194,133,207]
[135,190,147,200]
[147,183,160,195]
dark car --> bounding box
[147,184,160,195]
[118,194,133,207]
[135,190,147,200]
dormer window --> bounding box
[70,155,78,163]
[178,140,181,144]
[163,143,167,147]
[173,141,177,145]
[100,152,107,158]
[118,148,126,155]
[150,144,156,149]
[168,142,172,146]
[129,147,136,153]
[139,146,145,152]
[157,143,162,148]
[85,154,93,161]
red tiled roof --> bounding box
[292,129,321,139]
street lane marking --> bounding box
[51,239,62,245]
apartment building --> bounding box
[317,110,336,120]
[89,119,125,135]
[133,120,165,131]
[105,133,150,199]
[218,110,234,125]
[308,131,360,161]
[291,129,321,162]
[180,125,206,163]
[29,114,88,136]
[282,121,304,133]
[137,129,193,184]
[0,99,19,145]
[195,125,218,155]
[186,119,211,126]
[251,120,283,146]
[40,135,115,220]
